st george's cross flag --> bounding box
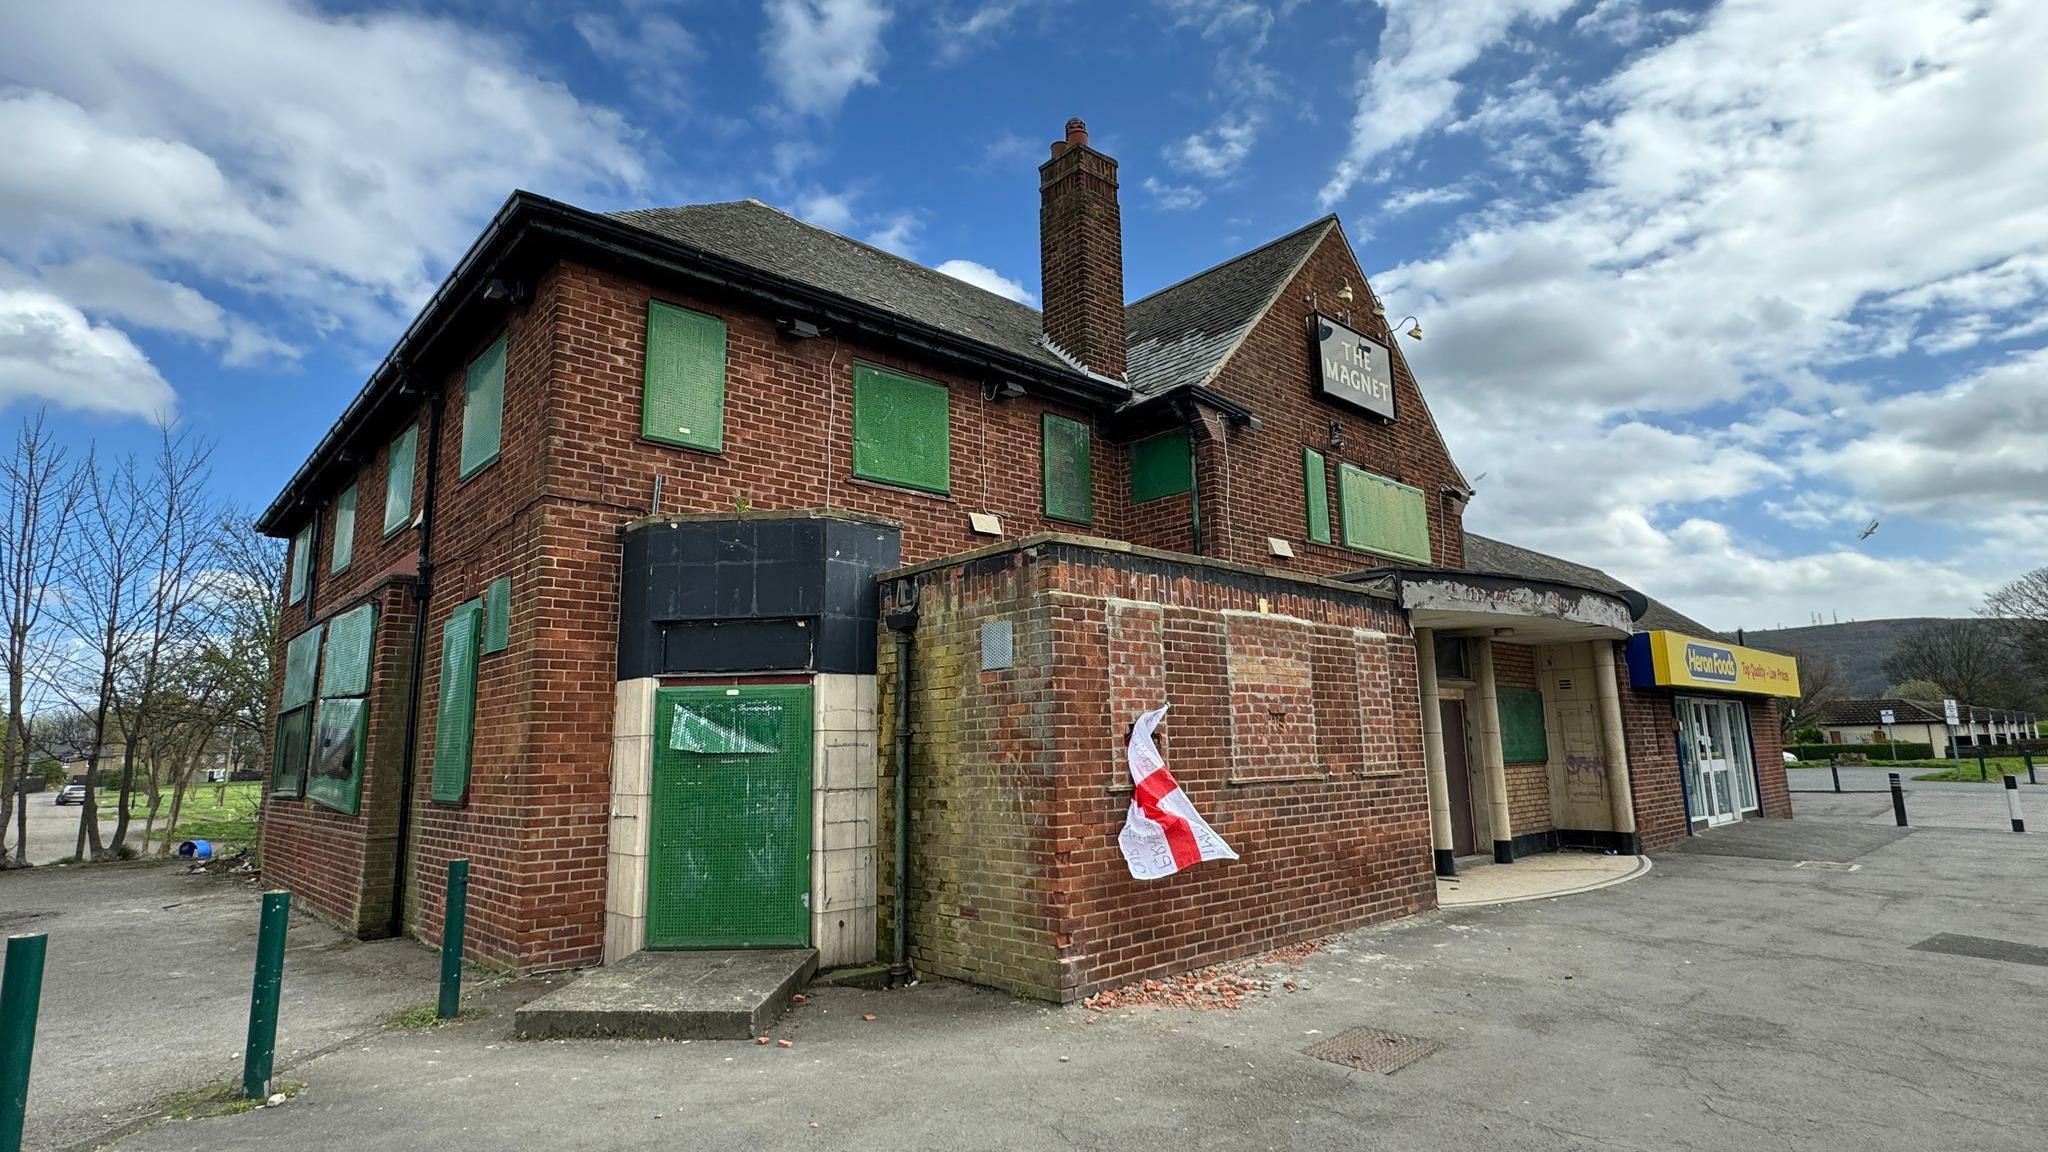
[1117,704,1238,880]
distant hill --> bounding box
[1740,618,1953,697]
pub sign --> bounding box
[1310,313,1396,421]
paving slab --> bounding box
[1674,812,1911,861]
[513,949,816,1040]
[1436,850,1648,907]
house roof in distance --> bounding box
[1804,698,1947,727]
[1460,532,1719,638]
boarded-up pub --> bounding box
[255,119,1798,1001]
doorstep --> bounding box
[513,948,818,1041]
[1437,852,1650,908]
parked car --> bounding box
[1783,750,1799,764]
[54,782,87,805]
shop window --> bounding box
[329,485,357,574]
[460,335,506,479]
[852,364,950,494]
[482,576,512,654]
[1041,414,1094,525]
[384,423,417,537]
[1337,463,1431,563]
[309,602,376,815]
[1130,427,1191,503]
[431,599,484,804]
[273,624,325,798]
[287,525,311,606]
[1499,687,1549,764]
[1302,447,1331,544]
[642,302,728,452]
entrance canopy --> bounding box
[1348,567,1642,642]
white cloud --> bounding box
[1166,111,1262,180]
[789,188,922,256]
[1142,177,1208,211]
[1371,0,2048,626]
[793,189,860,233]
[936,259,1036,304]
[1320,0,1575,208]
[865,211,922,256]
[0,0,645,418]
[574,7,701,108]
[37,257,297,367]
[1381,184,1472,215]
[934,1,1055,65]
[762,0,893,115]
[0,285,176,420]
[1573,0,1691,46]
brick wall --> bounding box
[880,540,1435,1002]
[1750,701,1792,819]
[1622,678,1690,854]
[1490,642,1552,835]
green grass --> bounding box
[387,1002,490,1030]
[85,781,263,847]
[163,1079,305,1119]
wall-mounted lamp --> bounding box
[777,317,823,339]
[1393,316,1423,341]
[1336,280,1355,304]
[981,379,1026,401]
[482,277,528,305]
[1327,418,1344,450]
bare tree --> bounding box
[203,508,285,753]
[60,448,152,860]
[1881,619,2012,706]
[102,427,220,856]
[1781,648,1844,735]
[2,414,78,866]
[1984,567,2048,694]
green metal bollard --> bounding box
[2,934,49,1152]
[437,860,469,1020]
[243,891,290,1100]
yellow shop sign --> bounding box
[1625,630,1800,698]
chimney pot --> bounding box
[1065,118,1089,148]
[1050,140,1067,158]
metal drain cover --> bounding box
[1304,1027,1440,1075]
[1794,860,1861,872]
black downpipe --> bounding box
[886,582,920,986]
[387,383,446,939]
[1176,399,1203,556]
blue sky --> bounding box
[3,0,2045,631]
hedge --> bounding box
[1786,741,1934,762]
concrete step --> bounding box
[514,948,817,1041]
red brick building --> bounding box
[256,118,1796,994]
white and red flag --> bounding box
[1117,704,1238,880]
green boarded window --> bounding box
[308,698,367,815]
[643,302,727,451]
[1303,448,1331,544]
[482,576,511,655]
[330,485,357,574]
[1337,464,1431,563]
[384,424,417,537]
[1130,428,1191,503]
[1041,414,1094,525]
[852,364,950,494]
[287,526,311,605]
[460,335,506,479]
[320,604,376,697]
[431,599,483,804]
[272,708,311,799]
[282,625,324,711]
[1500,687,1549,764]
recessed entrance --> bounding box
[647,684,813,949]
[1441,699,1477,856]
[1680,696,1757,827]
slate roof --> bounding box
[610,200,1087,380]
[612,200,1339,402]
[1460,533,1720,638]
[1124,217,1337,398]
[1803,698,1946,727]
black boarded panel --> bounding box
[661,619,813,675]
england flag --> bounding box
[1117,704,1238,880]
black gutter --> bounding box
[386,377,446,939]
[258,192,1128,534]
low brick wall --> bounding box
[879,537,1437,1002]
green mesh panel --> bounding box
[642,302,727,451]
[271,708,311,798]
[330,485,357,573]
[287,526,310,605]
[852,364,950,494]
[431,600,482,804]
[460,336,506,479]
[1303,448,1331,544]
[320,604,377,697]
[308,697,367,815]
[1130,428,1191,502]
[1337,463,1431,562]
[1500,687,1549,764]
[646,686,812,949]
[1041,413,1094,525]
[383,424,417,536]
[281,625,324,711]
[482,577,511,655]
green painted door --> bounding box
[647,685,813,949]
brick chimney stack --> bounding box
[1039,118,1126,380]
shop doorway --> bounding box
[1680,696,1757,827]
[647,684,813,949]
[1441,699,1477,855]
